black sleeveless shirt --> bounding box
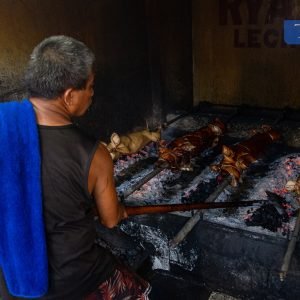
[38,125,116,300]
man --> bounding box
[1,36,150,299]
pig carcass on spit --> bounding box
[211,126,280,186]
[103,129,161,160]
[157,119,226,171]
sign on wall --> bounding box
[284,20,300,44]
[219,0,298,48]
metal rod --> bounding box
[161,103,208,129]
[279,209,300,281]
[121,167,164,199]
[170,176,231,247]
[126,199,264,216]
[162,112,192,129]
[162,102,240,130]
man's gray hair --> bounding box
[24,35,95,99]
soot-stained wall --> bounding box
[193,0,300,109]
[0,0,152,140]
[0,0,193,140]
[1,0,300,138]
[145,0,193,114]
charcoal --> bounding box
[182,180,218,203]
[245,203,288,232]
[265,190,285,203]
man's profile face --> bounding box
[71,73,94,116]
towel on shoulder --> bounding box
[0,99,48,298]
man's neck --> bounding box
[29,97,72,126]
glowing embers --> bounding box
[114,143,157,177]
[124,168,182,204]
[120,222,199,272]
[244,154,300,235]
[122,150,219,207]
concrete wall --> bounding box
[193,0,300,109]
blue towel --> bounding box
[0,99,48,297]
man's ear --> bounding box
[62,88,74,107]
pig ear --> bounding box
[159,139,167,148]
[223,145,233,156]
[111,133,121,147]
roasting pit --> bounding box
[95,103,300,300]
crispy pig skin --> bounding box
[211,127,280,186]
[157,119,226,170]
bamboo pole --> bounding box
[279,209,300,281]
[169,176,231,247]
[120,167,165,199]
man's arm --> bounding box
[88,143,127,228]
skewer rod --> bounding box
[279,209,300,281]
[170,176,231,247]
[126,199,263,216]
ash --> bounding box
[280,121,300,148]
[116,165,156,198]
[246,153,300,201]
[227,120,270,139]
[122,153,221,209]
[120,221,198,272]
[166,113,209,132]
[124,168,182,205]
[204,154,300,237]
[114,144,157,176]
[113,108,300,266]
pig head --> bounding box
[103,129,161,160]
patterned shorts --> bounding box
[84,265,151,300]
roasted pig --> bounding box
[157,119,226,170]
[211,126,280,186]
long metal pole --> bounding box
[126,199,264,216]
[120,167,165,199]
